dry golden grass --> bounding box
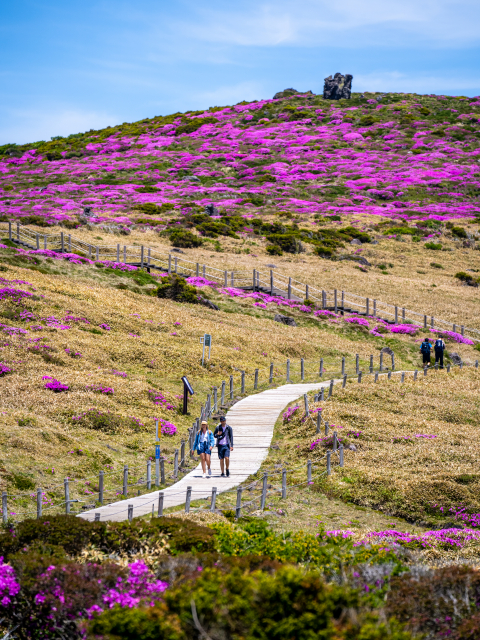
[48,212,480,331]
[283,367,480,525]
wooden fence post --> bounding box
[37,488,42,519]
[2,492,7,524]
[358,372,362,383]
[369,355,373,373]
[334,289,338,313]
[328,379,333,397]
[210,487,217,512]
[339,444,344,467]
[414,370,418,380]
[301,358,304,381]
[99,470,104,505]
[241,371,245,394]
[160,458,165,484]
[174,450,179,477]
[146,459,151,490]
[342,374,347,388]
[316,412,321,434]
[307,460,312,483]
[380,353,384,371]
[341,357,345,376]
[128,505,133,522]
[158,493,164,517]
[282,470,287,499]
[185,486,192,513]
[261,473,268,510]
[303,393,309,415]
[333,432,338,451]
[374,372,379,382]
[123,465,128,496]
[325,422,329,436]
[286,359,290,383]
[269,364,273,384]
[319,358,324,377]
[254,369,258,390]
[288,277,292,299]
[221,381,226,405]
[236,487,243,518]
[230,375,234,399]
[64,478,70,514]
[326,452,331,475]
[355,354,359,375]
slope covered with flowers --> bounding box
[1,91,479,227]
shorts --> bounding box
[422,353,431,364]
[197,442,211,455]
[217,444,230,459]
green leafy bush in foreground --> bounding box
[88,565,412,640]
[169,229,203,248]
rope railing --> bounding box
[1,220,479,341]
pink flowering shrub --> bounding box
[0,558,20,606]
[283,405,299,423]
[42,376,69,392]
[159,419,177,436]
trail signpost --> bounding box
[181,376,194,415]
[200,333,212,366]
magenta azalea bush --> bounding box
[42,376,69,392]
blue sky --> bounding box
[1,0,479,145]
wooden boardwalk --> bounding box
[79,382,329,522]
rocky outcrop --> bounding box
[323,73,353,100]
[274,314,297,327]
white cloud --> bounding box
[354,71,480,93]
[0,107,120,146]
[177,0,480,48]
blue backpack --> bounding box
[421,341,431,354]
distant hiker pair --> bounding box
[191,416,233,478]
[420,337,445,368]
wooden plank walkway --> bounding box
[79,381,329,522]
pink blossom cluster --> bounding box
[86,384,114,395]
[148,389,176,410]
[283,405,299,423]
[42,376,69,392]
[0,558,20,606]
[158,419,177,436]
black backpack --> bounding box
[421,341,431,354]
[435,339,444,350]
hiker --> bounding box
[191,420,214,478]
[214,416,234,478]
[434,337,446,368]
[420,337,432,367]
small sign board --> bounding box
[181,376,194,396]
[200,333,212,366]
[155,445,161,460]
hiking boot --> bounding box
[226,469,230,478]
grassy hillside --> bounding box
[0,90,479,328]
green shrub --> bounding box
[135,186,159,193]
[20,215,50,227]
[265,244,283,256]
[451,226,467,238]
[71,409,148,435]
[425,242,442,250]
[314,245,334,258]
[169,230,202,248]
[0,515,215,559]
[175,116,219,136]
[266,234,303,254]
[88,565,412,640]
[386,565,480,639]
[430,262,443,269]
[455,271,474,282]
[156,274,199,303]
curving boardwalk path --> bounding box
[79,382,329,522]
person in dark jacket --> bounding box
[434,337,445,368]
[420,337,432,367]
[214,416,234,477]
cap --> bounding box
[220,416,226,421]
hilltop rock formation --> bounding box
[323,73,353,100]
